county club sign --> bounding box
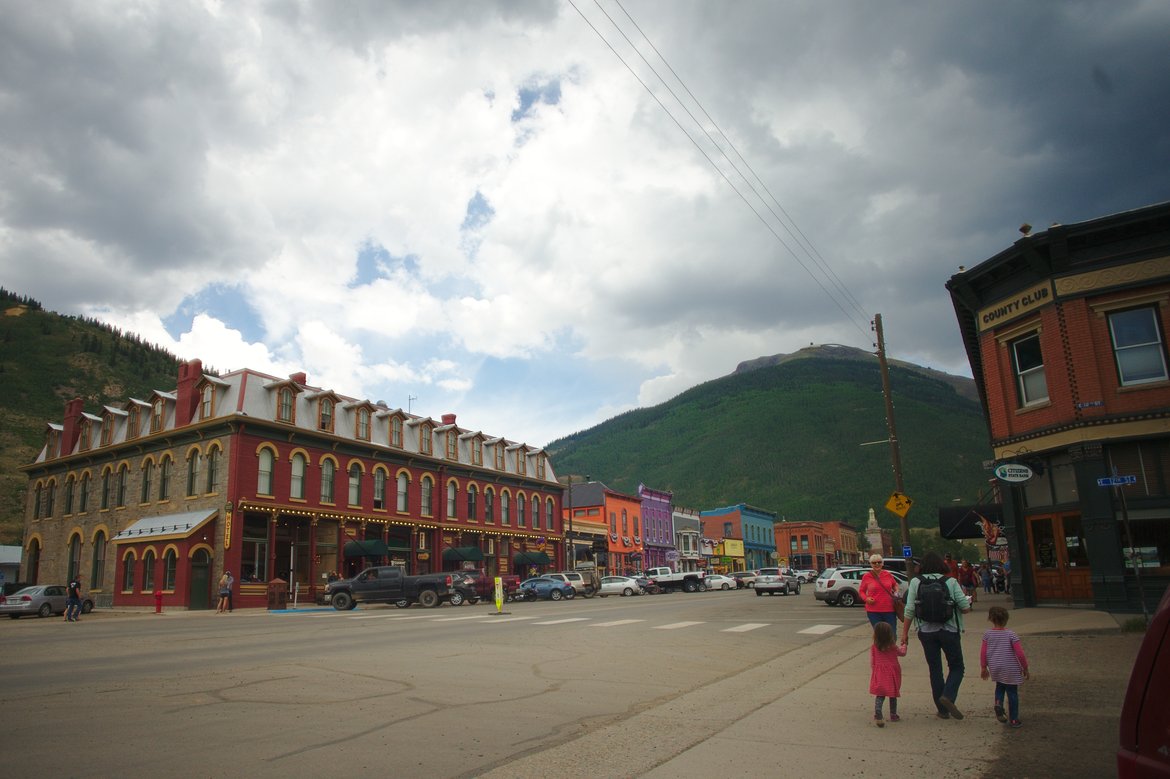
[994,463,1034,483]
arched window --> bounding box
[518,495,526,528]
[532,496,541,529]
[484,488,495,524]
[68,534,82,580]
[79,473,90,512]
[186,451,200,497]
[467,485,478,521]
[501,492,511,526]
[319,398,334,432]
[33,484,42,518]
[90,531,106,588]
[140,462,152,504]
[391,416,403,447]
[277,387,294,422]
[320,459,336,502]
[348,463,362,506]
[420,476,433,517]
[116,465,128,507]
[290,453,306,500]
[200,384,214,419]
[159,457,171,501]
[100,470,111,510]
[397,473,409,512]
[205,448,219,493]
[64,475,75,514]
[151,399,164,432]
[622,509,628,534]
[546,498,555,531]
[163,549,177,590]
[257,449,274,496]
[44,480,56,517]
[373,469,386,510]
[357,408,371,440]
[121,552,135,592]
[142,550,156,592]
[446,482,457,519]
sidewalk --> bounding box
[482,604,1130,779]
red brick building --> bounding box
[21,360,565,609]
[947,203,1170,611]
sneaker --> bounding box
[889,714,900,723]
[936,710,950,719]
[994,704,1007,723]
[938,696,964,720]
[874,715,884,728]
[1009,720,1023,728]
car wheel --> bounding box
[81,600,94,614]
[683,580,698,593]
[331,592,353,611]
[837,590,857,608]
[449,591,465,607]
[564,589,575,599]
[756,589,763,596]
[419,589,440,608]
[550,589,563,601]
[468,598,479,606]
[394,599,411,609]
[38,603,53,617]
[622,587,633,596]
[795,584,802,595]
[599,593,608,598]
[719,583,729,590]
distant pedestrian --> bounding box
[217,573,230,613]
[901,551,972,720]
[859,554,901,631]
[981,563,993,594]
[981,606,1030,728]
[225,571,235,612]
[960,560,979,604]
[944,553,960,580]
[870,621,907,727]
[65,575,82,622]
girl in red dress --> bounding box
[870,621,908,726]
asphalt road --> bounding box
[0,587,856,778]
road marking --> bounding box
[799,624,845,635]
[591,619,645,627]
[533,617,592,625]
[432,614,496,622]
[351,613,443,620]
[722,623,769,633]
[655,621,705,630]
[483,615,537,623]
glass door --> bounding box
[1027,513,1093,602]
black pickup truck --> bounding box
[324,566,456,610]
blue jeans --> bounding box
[866,611,898,631]
[996,682,1020,721]
[917,628,965,712]
[65,597,81,620]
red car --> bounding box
[1118,583,1170,777]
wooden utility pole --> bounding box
[874,313,911,550]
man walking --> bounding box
[225,570,235,612]
[65,575,82,622]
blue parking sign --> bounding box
[902,545,913,558]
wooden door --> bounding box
[1027,513,1093,602]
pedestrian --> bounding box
[870,621,907,727]
[981,563,993,594]
[65,575,82,622]
[980,606,1030,728]
[1003,559,1012,594]
[859,553,902,631]
[225,570,235,612]
[944,553,961,580]
[960,560,978,604]
[217,572,230,613]
[900,551,972,720]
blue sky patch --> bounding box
[511,78,561,122]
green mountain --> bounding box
[0,289,185,543]
[547,344,992,533]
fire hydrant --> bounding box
[154,589,163,614]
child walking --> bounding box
[980,606,1030,728]
[870,621,907,727]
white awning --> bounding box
[112,509,217,543]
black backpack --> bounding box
[915,575,954,623]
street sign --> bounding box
[902,545,913,558]
[1097,475,1137,487]
[994,463,1034,483]
[885,491,913,518]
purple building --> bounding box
[638,483,675,571]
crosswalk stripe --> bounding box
[432,614,495,622]
[655,621,705,630]
[592,619,645,627]
[533,617,593,625]
[799,624,844,635]
[722,623,769,633]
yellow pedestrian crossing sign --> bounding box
[885,491,913,518]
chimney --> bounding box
[60,398,84,456]
[289,372,307,385]
[441,413,457,426]
[175,358,203,426]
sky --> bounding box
[3,1,1169,447]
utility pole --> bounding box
[874,313,911,551]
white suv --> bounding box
[545,571,592,597]
[814,567,906,607]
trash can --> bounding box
[266,577,289,610]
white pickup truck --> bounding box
[644,566,707,593]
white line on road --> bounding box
[591,619,645,627]
[655,621,705,630]
[432,614,496,622]
[722,623,769,632]
[799,624,845,634]
[533,617,593,625]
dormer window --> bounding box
[446,431,458,460]
[536,455,546,479]
[277,388,295,423]
[319,398,334,432]
[420,423,433,455]
[127,408,139,439]
[79,420,92,451]
[494,443,505,470]
[517,449,526,476]
[151,400,164,432]
[471,438,483,466]
[101,416,113,447]
[45,429,59,459]
[391,416,403,447]
[200,384,214,419]
[357,408,371,441]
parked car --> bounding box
[598,575,644,597]
[793,569,819,583]
[450,569,521,602]
[815,567,906,607]
[517,577,575,601]
[447,573,481,606]
[1118,584,1170,777]
[544,571,594,597]
[1,585,95,619]
[755,572,800,596]
[728,570,758,588]
[704,574,738,591]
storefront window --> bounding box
[1121,517,1170,570]
[242,515,269,582]
[316,520,338,582]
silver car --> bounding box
[1,585,95,619]
[597,576,644,597]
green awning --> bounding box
[442,546,485,562]
[515,551,552,566]
[344,539,389,558]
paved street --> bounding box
[0,589,1138,778]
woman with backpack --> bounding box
[900,551,973,720]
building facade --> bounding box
[21,360,565,609]
[700,504,776,571]
[947,203,1170,612]
[638,484,674,571]
[672,507,702,572]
